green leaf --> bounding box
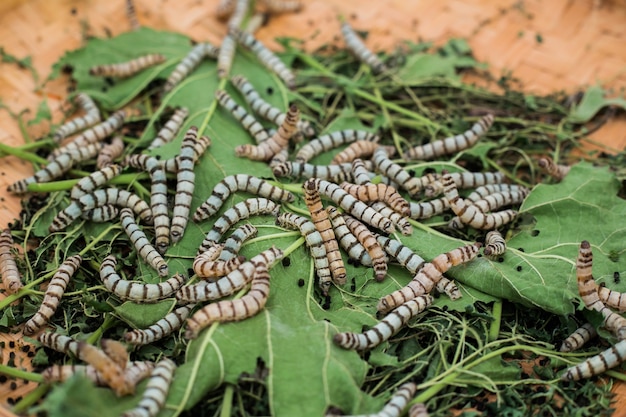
[568,85,626,123]
[112,299,176,329]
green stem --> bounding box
[26,173,151,193]
[488,300,503,342]
[12,384,50,414]
[281,236,305,258]
[0,142,47,164]
[0,364,44,382]
[220,384,234,417]
[86,314,117,344]
[79,224,121,256]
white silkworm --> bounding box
[597,285,626,313]
[425,171,506,198]
[97,136,125,168]
[89,54,166,78]
[217,35,237,80]
[435,276,462,300]
[120,208,168,277]
[294,130,379,163]
[408,402,430,417]
[81,205,120,223]
[369,202,412,236]
[371,147,425,198]
[23,254,82,336]
[126,0,140,29]
[560,322,598,353]
[147,107,190,150]
[215,89,271,143]
[51,110,126,158]
[408,196,450,220]
[121,358,176,417]
[340,21,388,74]
[326,206,372,267]
[483,230,506,257]
[37,332,80,357]
[465,184,529,202]
[193,247,245,279]
[124,305,195,346]
[561,339,626,381]
[163,44,220,93]
[272,160,375,182]
[99,255,185,302]
[0,229,22,294]
[53,93,101,143]
[538,156,570,181]
[218,224,258,261]
[70,164,123,201]
[162,133,211,173]
[375,236,425,275]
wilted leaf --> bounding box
[568,85,626,123]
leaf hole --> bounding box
[531,230,540,237]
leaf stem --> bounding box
[0,364,44,382]
[12,383,50,414]
[488,300,503,342]
[220,384,234,417]
[0,142,47,164]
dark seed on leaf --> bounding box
[498,257,504,263]
[297,278,305,287]
[282,257,291,267]
[0,375,7,384]
[614,272,621,284]
[516,266,523,271]
[9,381,17,391]
[518,247,525,252]
[531,229,540,237]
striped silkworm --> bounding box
[538,156,570,181]
[403,114,495,160]
[50,188,152,232]
[408,197,449,220]
[42,361,155,387]
[81,205,120,222]
[23,254,82,336]
[0,229,22,294]
[218,224,258,261]
[176,246,282,303]
[597,285,626,312]
[276,212,334,293]
[465,183,529,202]
[215,89,271,143]
[272,160,375,182]
[259,0,303,13]
[120,208,169,277]
[171,127,204,243]
[369,202,412,236]
[185,263,271,339]
[97,136,125,168]
[326,206,372,267]
[124,305,195,346]
[561,339,626,381]
[8,142,104,194]
[377,243,481,314]
[123,154,170,253]
[126,0,140,29]
[217,35,237,80]
[334,295,433,350]
[199,198,280,253]
[371,147,426,198]
[101,339,129,369]
[483,230,506,257]
[559,322,598,353]
[350,158,374,185]
[163,43,220,93]
[408,403,430,417]
[193,174,295,221]
[455,189,529,217]
[576,240,626,340]
[340,21,388,74]
[53,93,101,143]
[436,276,462,300]
[332,141,393,165]
[50,110,127,158]
[147,107,190,149]
[328,382,417,417]
[193,247,245,279]
[340,182,409,216]
[216,0,236,19]
[269,147,289,170]
[294,129,379,163]
[442,173,517,230]
[235,104,300,161]
[304,179,347,285]
[343,215,387,281]
[76,341,132,396]
[89,54,166,77]
[120,358,176,417]
[99,255,185,303]
[230,74,314,137]
[70,164,123,201]
[376,236,425,275]
[424,171,506,198]
[308,178,395,233]
[230,28,296,88]
[162,133,212,174]
[37,332,80,357]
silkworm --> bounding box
[77,341,132,396]
[371,147,425,197]
[53,93,101,143]
[576,240,626,340]
[276,212,333,293]
[235,104,300,161]
[124,305,194,346]
[332,141,393,165]
[120,208,168,277]
[89,54,166,78]
[99,255,185,302]
[162,133,211,173]
[193,174,295,221]
[218,224,258,261]
[176,246,282,303]
[230,74,314,137]
[147,107,190,150]
[121,358,176,417]
[23,254,82,336]
[217,35,237,79]
[326,206,372,267]
[126,0,140,30]
[81,205,120,222]
[436,276,462,300]
[340,21,387,74]
[308,178,394,233]
[408,403,430,417]
[464,189,529,213]
[0,229,22,294]
[483,230,506,257]
[193,248,245,279]
[465,184,529,202]
[597,285,626,312]
[259,0,303,13]
[37,332,80,357]
[375,236,425,275]
[369,202,412,236]
[538,156,570,181]
[442,173,517,230]
[43,361,155,387]
[350,158,374,185]
[294,130,379,163]
[272,160,374,182]
[343,215,387,281]
[97,136,125,168]
[377,243,481,314]
[98,339,128,371]
[199,198,280,253]
[185,263,271,339]
[334,295,433,350]
[123,154,170,253]
[408,197,450,220]
[340,182,409,216]
[559,323,598,353]
[304,179,346,285]
[171,127,202,243]
[9,143,104,194]
[70,164,123,201]
[230,28,296,88]
[215,89,271,143]
[403,114,495,160]
[163,43,220,93]
[216,0,236,19]
[425,171,506,198]
[561,339,626,381]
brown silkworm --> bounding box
[89,54,166,78]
